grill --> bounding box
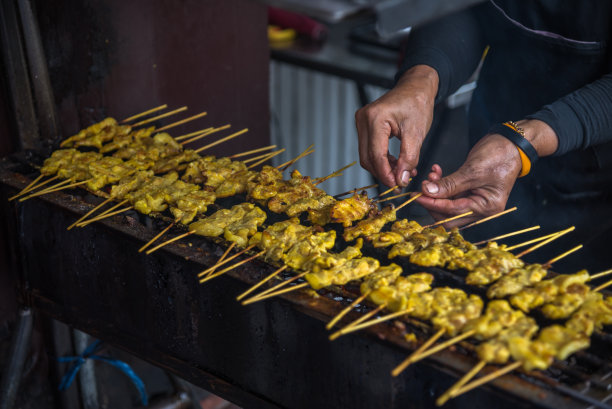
[3,153,612,409]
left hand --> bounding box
[416,133,522,228]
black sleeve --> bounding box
[526,73,612,155]
[395,4,488,103]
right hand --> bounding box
[355,65,439,188]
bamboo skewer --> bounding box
[131,106,188,127]
[242,150,283,164]
[181,124,231,145]
[590,268,612,281]
[230,145,277,159]
[175,127,213,141]
[121,104,168,123]
[67,197,113,230]
[376,185,399,199]
[459,207,518,231]
[236,265,288,301]
[19,178,71,200]
[9,175,59,201]
[329,306,404,341]
[503,231,560,252]
[423,210,474,229]
[75,206,134,228]
[242,271,309,304]
[194,128,249,154]
[334,183,379,199]
[200,242,237,278]
[436,360,488,406]
[542,244,583,268]
[155,111,208,132]
[20,179,89,201]
[77,199,129,226]
[395,193,423,211]
[326,292,371,330]
[138,222,176,253]
[515,226,575,258]
[473,225,540,246]
[391,328,446,377]
[375,191,414,204]
[339,304,387,331]
[314,162,357,186]
[277,144,315,170]
[197,244,257,278]
[594,278,612,292]
[242,282,309,304]
[452,361,522,398]
[145,231,196,255]
[10,174,44,200]
[199,250,266,284]
[246,149,286,169]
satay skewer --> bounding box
[78,206,134,225]
[423,210,474,228]
[334,183,379,199]
[515,226,575,257]
[329,305,404,341]
[242,271,309,304]
[131,106,188,127]
[314,162,357,186]
[229,145,277,159]
[9,175,60,201]
[68,198,113,230]
[594,278,612,292]
[242,150,284,164]
[174,127,213,141]
[326,292,371,330]
[375,191,414,204]
[76,199,129,227]
[376,185,399,199]
[395,193,423,211]
[277,144,315,170]
[199,242,236,278]
[155,111,207,132]
[20,179,91,201]
[145,230,196,255]
[197,244,257,278]
[391,329,445,377]
[194,128,249,154]
[9,174,44,200]
[504,231,562,251]
[451,361,522,399]
[473,225,540,246]
[138,222,176,253]
[542,244,583,268]
[19,178,71,200]
[246,149,286,169]
[458,207,518,231]
[200,250,266,284]
[242,282,309,304]
[589,268,612,280]
[181,124,231,145]
[121,104,168,123]
[236,265,288,301]
[435,360,488,406]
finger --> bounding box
[431,164,442,175]
[356,109,373,173]
[395,128,421,187]
[421,168,474,198]
[368,122,396,187]
[416,194,474,215]
[427,171,441,182]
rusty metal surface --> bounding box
[0,158,605,409]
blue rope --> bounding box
[57,340,148,406]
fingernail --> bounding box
[401,170,410,185]
[425,181,439,194]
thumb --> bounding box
[422,169,473,198]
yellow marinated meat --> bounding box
[60,117,119,148]
[40,149,79,176]
[267,170,326,214]
[368,275,436,315]
[368,231,405,248]
[387,226,448,259]
[126,172,178,214]
[330,193,374,227]
[100,126,155,154]
[56,151,102,182]
[307,199,336,226]
[462,300,525,341]
[301,239,363,273]
[487,264,548,299]
[388,240,418,259]
[359,264,405,294]
[409,243,465,267]
[247,165,284,202]
[169,189,216,225]
[282,230,336,270]
[286,194,335,218]
[540,284,590,320]
[223,205,267,247]
[110,170,153,199]
[214,170,258,198]
[343,206,396,242]
[86,156,135,191]
[189,203,259,239]
[463,246,524,285]
[430,289,483,336]
[249,218,313,262]
[391,219,423,238]
[510,270,590,313]
[477,315,539,365]
[447,242,506,271]
[304,257,379,290]
[152,150,200,174]
[536,325,590,361]
[566,292,612,336]
[113,132,183,161]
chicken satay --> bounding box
[100,126,155,154]
[214,170,258,198]
[330,192,376,227]
[169,188,216,225]
[387,226,448,259]
[282,230,336,270]
[343,206,397,242]
[249,218,315,262]
[189,203,266,247]
[304,256,380,290]
[153,149,201,174]
[125,172,180,214]
[86,156,136,191]
[109,170,154,199]
[487,264,548,299]
[60,117,125,149]
[40,149,80,176]
[56,151,103,182]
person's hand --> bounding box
[356,65,439,188]
[416,119,559,228]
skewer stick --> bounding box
[376,185,399,199]
[77,199,128,226]
[594,278,612,292]
[503,231,559,251]
[277,144,315,170]
[230,145,277,159]
[459,207,518,231]
[10,174,44,200]
[75,206,134,227]
[392,330,477,369]
[243,271,309,303]
[67,197,113,230]
[121,104,168,123]
[391,328,446,377]
[145,231,196,255]
[515,226,575,258]
[200,250,266,284]
[246,149,286,169]
[242,282,309,304]
[395,193,423,211]
[9,175,59,201]
[314,162,357,185]
[175,127,213,141]
[452,361,522,398]
[423,210,474,229]
[181,124,231,145]
[542,244,583,268]
[200,242,237,278]
[242,150,283,165]
[197,244,257,278]
[334,183,379,199]
[19,179,71,200]
[375,191,414,204]
[329,306,408,341]
[589,268,612,281]
[155,111,207,132]
[236,265,288,301]
[326,292,371,330]
[138,222,176,253]
[473,225,540,246]
[339,304,387,331]
[20,179,88,201]
[194,128,248,153]
[131,106,188,127]
[436,360,488,406]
